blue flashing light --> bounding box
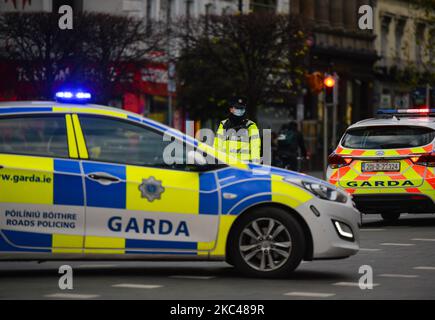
[55,90,92,103]
[377,108,435,116]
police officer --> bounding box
[214,97,261,163]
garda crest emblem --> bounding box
[139,176,165,202]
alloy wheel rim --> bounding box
[239,218,292,272]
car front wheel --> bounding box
[227,207,306,278]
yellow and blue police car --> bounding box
[0,91,360,277]
[327,108,435,222]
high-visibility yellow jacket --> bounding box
[214,118,261,163]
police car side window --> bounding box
[0,115,69,158]
[79,116,186,168]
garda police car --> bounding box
[328,108,435,222]
[0,91,359,277]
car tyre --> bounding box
[227,206,306,278]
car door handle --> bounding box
[0,165,3,169]
[87,172,121,185]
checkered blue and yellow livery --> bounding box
[0,100,360,277]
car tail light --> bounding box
[328,153,352,169]
[411,153,435,167]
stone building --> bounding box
[374,0,434,110]
[292,0,377,125]
[0,0,291,16]
[287,0,378,169]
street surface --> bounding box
[1,214,435,300]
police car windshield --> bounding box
[341,126,435,149]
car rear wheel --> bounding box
[227,207,305,278]
[381,212,401,222]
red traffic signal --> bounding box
[324,74,337,105]
[324,76,335,88]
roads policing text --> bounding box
[4,209,77,229]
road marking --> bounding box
[77,264,118,268]
[169,275,216,280]
[112,284,163,289]
[412,238,435,242]
[380,243,415,246]
[333,282,380,287]
[379,274,419,278]
[45,293,100,299]
[284,292,335,298]
[361,229,385,231]
[359,248,381,252]
[414,266,435,270]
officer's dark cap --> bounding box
[229,97,247,109]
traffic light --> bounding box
[324,74,337,105]
[306,72,324,94]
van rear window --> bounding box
[341,126,435,149]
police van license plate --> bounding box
[361,162,400,172]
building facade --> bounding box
[4,0,432,170]
[0,0,290,16]
[374,0,434,110]
[0,0,377,170]
[0,0,291,128]
[281,0,378,170]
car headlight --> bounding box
[332,220,354,241]
[284,178,348,203]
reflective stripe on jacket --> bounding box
[214,119,261,162]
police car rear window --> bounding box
[341,126,435,149]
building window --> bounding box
[250,0,277,13]
[146,0,153,32]
[146,0,153,19]
[166,0,174,23]
[430,28,435,63]
[394,18,406,61]
[205,3,215,16]
[185,0,194,19]
[222,6,231,15]
[380,15,392,65]
[415,23,426,64]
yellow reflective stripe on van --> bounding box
[84,236,125,254]
[126,166,200,214]
[65,114,79,159]
[71,114,89,159]
[0,154,53,204]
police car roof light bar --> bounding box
[55,90,92,103]
[377,108,435,117]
